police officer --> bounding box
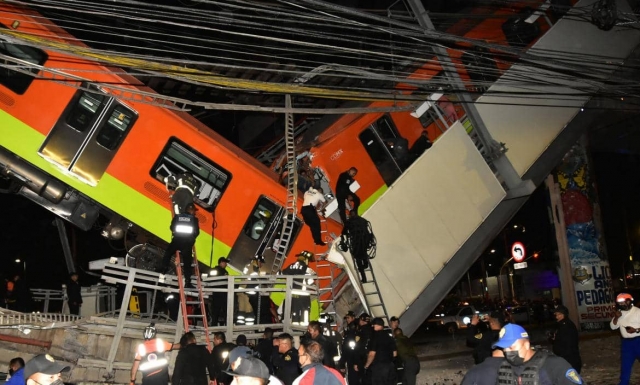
[335,167,360,224]
[210,257,230,326]
[466,312,503,364]
[130,323,175,385]
[461,324,583,385]
[172,332,215,385]
[165,172,200,215]
[364,318,397,385]
[549,305,582,373]
[282,251,314,325]
[355,313,373,385]
[306,321,338,368]
[340,316,360,385]
[161,204,200,287]
[272,333,300,385]
[211,332,236,385]
[610,292,640,385]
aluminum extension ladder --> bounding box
[360,262,390,325]
[271,94,298,275]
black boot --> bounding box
[360,270,367,283]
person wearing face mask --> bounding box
[6,357,25,385]
[23,354,71,385]
[610,293,640,385]
[460,324,583,385]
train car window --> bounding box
[151,138,232,212]
[65,91,107,133]
[95,105,137,150]
[0,39,47,95]
[242,199,278,240]
[372,115,399,140]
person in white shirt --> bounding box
[610,292,640,385]
[301,187,327,246]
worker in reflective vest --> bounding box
[165,172,200,215]
[130,323,176,385]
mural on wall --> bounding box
[556,137,615,329]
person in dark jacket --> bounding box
[385,137,410,169]
[549,305,582,373]
[10,274,31,313]
[335,167,360,224]
[306,321,338,368]
[466,312,503,364]
[272,333,300,385]
[408,131,432,161]
[161,203,200,287]
[393,328,420,385]
[172,332,215,385]
[67,272,83,316]
[211,332,236,385]
[255,328,275,373]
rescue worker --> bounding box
[165,172,200,215]
[393,328,419,385]
[272,333,301,385]
[251,210,271,239]
[210,257,230,326]
[335,167,360,224]
[549,305,582,373]
[282,251,314,325]
[67,272,82,316]
[238,257,263,325]
[385,136,410,169]
[162,203,200,287]
[460,323,583,385]
[466,312,503,364]
[408,130,432,161]
[24,354,70,385]
[339,317,359,385]
[130,323,175,385]
[341,210,374,283]
[355,313,373,385]
[211,332,236,385]
[301,186,327,246]
[306,321,338,368]
[363,318,397,385]
[172,332,215,385]
[610,292,640,385]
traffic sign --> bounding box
[514,262,528,270]
[511,242,526,262]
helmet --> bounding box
[617,293,634,303]
[297,250,313,259]
[143,323,157,340]
[259,210,272,219]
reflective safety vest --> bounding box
[497,351,549,385]
[137,338,169,373]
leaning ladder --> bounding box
[174,249,212,351]
[313,215,340,325]
[360,263,390,325]
[271,94,298,275]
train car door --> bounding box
[358,115,403,186]
[228,196,301,271]
[39,85,137,186]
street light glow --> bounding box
[490,249,496,253]
[15,259,21,263]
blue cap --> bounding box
[492,323,529,349]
